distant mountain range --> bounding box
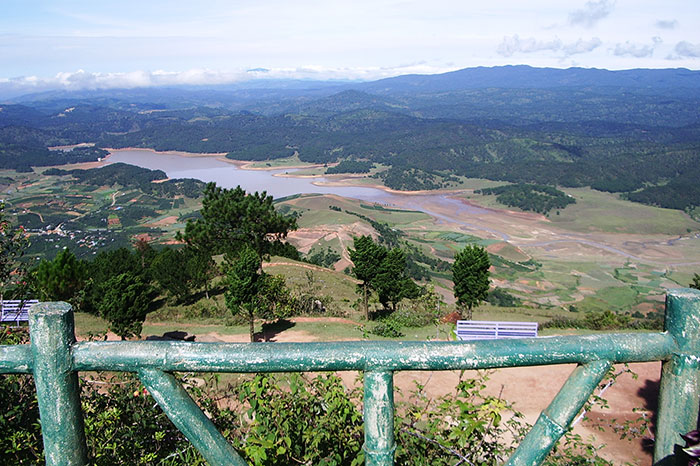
[5,64,700,102]
[356,65,700,93]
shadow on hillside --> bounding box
[254,319,296,342]
[179,286,226,306]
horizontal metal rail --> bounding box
[0,288,698,466]
[0,333,677,374]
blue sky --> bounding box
[1,0,699,93]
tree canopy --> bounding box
[181,183,297,260]
[349,235,387,319]
[0,202,28,300]
[98,272,155,340]
[452,245,491,319]
[374,248,421,313]
[33,248,86,304]
[225,246,285,342]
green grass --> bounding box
[265,256,359,308]
[283,194,432,230]
[241,154,314,169]
[461,185,700,235]
[283,167,327,176]
[549,187,700,234]
[594,286,640,310]
[74,312,110,336]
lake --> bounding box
[105,150,503,237]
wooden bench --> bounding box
[455,320,538,340]
[1,300,39,326]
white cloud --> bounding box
[497,35,601,58]
[497,35,562,57]
[673,41,700,58]
[562,37,602,56]
[614,41,655,58]
[655,19,678,30]
[569,0,615,28]
[0,64,462,98]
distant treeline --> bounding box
[326,160,374,174]
[475,184,576,214]
[46,163,206,198]
[226,143,295,161]
[0,126,107,171]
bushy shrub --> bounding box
[0,327,43,465]
[486,288,522,307]
[369,318,405,338]
[542,309,663,331]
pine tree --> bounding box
[452,244,490,319]
[33,248,86,304]
[99,272,155,340]
[349,235,387,320]
[225,246,265,342]
[0,202,28,302]
[374,248,420,313]
[180,183,297,261]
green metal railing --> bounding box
[1,288,699,466]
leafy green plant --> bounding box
[395,371,526,465]
[237,373,364,466]
[369,318,405,338]
[0,327,43,465]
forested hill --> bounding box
[1,66,700,210]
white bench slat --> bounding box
[455,320,538,341]
[1,300,39,325]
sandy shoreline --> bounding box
[107,147,228,157]
[103,147,467,198]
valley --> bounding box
[3,64,700,465]
[5,147,698,319]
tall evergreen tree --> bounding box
[0,202,28,302]
[225,246,265,342]
[452,245,490,319]
[180,183,297,261]
[151,247,194,303]
[82,247,144,315]
[349,235,387,320]
[374,248,420,313]
[33,248,86,304]
[98,272,155,340]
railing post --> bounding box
[29,302,88,466]
[506,359,612,466]
[363,370,395,466]
[654,288,700,466]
